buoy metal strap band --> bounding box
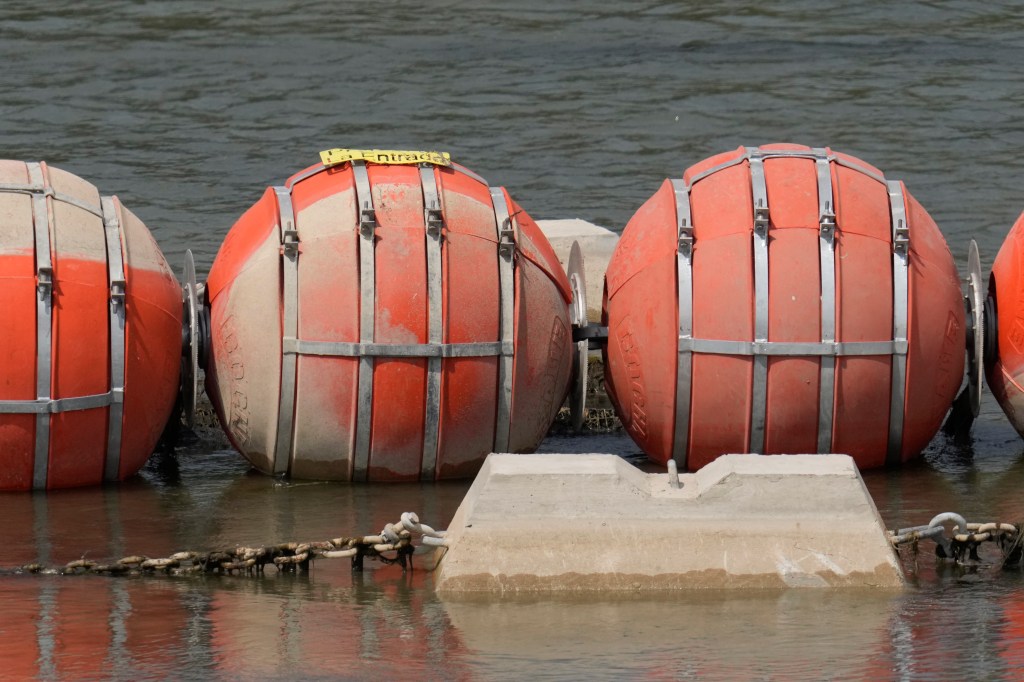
[671,178,693,470]
[677,338,906,356]
[0,391,122,414]
[273,186,299,476]
[0,182,104,218]
[353,161,376,482]
[748,151,770,453]
[814,150,838,453]
[886,180,910,465]
[420,165,443,479]
[30,162,53,489]
[282,339,512,358]
[491,187,515,454]
[101,197,127,482]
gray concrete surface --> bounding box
[434,453,904,593]
[537,218,617,323]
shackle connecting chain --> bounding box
[889,512,1022,566]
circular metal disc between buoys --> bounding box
[182,249,200,428]
[568,240,588,431]
[968,239,984,417]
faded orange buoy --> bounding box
[603,144,964,470]
[986,212,1024,435]
[204,149,573,482]
[0,161,181,490]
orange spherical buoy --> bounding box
[0,161,181,490]
[986,212,1024,435]
[603,144,964,470]
[204,149,573,482]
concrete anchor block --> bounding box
[433,453,903,594]
[537,218,618,323]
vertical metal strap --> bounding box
[352,161,377,481]
[886,180,910,465]
[420,166,444,479]
[100,197,127,482]
[670,179,693,470]
[814,151,837,454]
[490,187,515,453]
[29,162,52,490]
[748,153,770,453]
[273,186,299,476]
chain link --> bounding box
[10,512,447,578]
[888,512,1022,567]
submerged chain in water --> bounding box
[9,512,447,578]
[889,513,1022,568]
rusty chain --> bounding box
[9,512,448,578]
[889,512,1022,567]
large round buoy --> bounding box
[602,144,964,470]
[204,149,573,482]
[0,161,181,490]
[986,212,1024,435]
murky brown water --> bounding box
[4,1,1024,679]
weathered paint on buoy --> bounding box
[986,211,1024,437]
[205,151,573,482]
[0,161,181,490]
[602,144,964,471]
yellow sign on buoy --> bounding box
[319,148,452,168]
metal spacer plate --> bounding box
[182,249,200,428]
[567,241,588,431]
[967,239,984,418]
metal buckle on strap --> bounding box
[282,225,299,257]
[893,217,910,256]
[819,204,836,241]
[677,217,693,257]
[110,279,127,311]
[753,201,770,238]
[498,218,515,257]
[359,205,376,238]
[37,266,53,299]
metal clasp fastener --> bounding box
[819,205,837,241]
[359,204,376,238]
[282,221,299,258]
[425,208,443,237]
[498,218,515,257]
[677,218,694,257]
[110,279,127,311]
[37,266,53,299]
[753,201,770,237]
[893,218,910,256]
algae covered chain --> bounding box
[0,161,182,490]
[202,149,574,482]
[602,144,967,471]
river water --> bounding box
[3,0,1024,679]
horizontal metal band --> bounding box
[677,337,907,357]
[283,338,513,358]
[0,389,123,415]
[0,183,103,217]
